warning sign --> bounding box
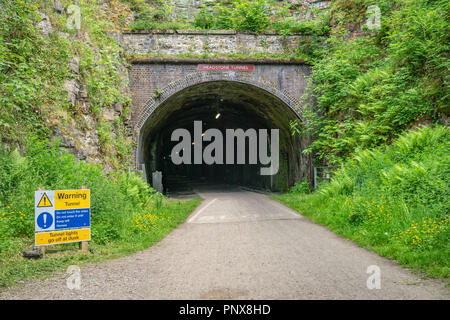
[55,190,90,210]
[35,228,91,246]
[37,193,53,207]
[35,190,55,232]
[35,189,91,247]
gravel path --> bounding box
[1,185,448,300]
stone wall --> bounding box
[121,30,308,57]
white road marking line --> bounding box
[188,198,217,223]
[270,198,302,218]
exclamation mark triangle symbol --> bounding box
[37,193,53,207]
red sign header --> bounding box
[197,64,255,71]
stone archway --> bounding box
[130,66,312,192]
[134,70,304,135]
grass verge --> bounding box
[275,126,449,282]
[0,198,200,288]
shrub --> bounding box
[277,126,450,277]
[0,139,163,246]
[323,125,449,250]
[289,181,311,194]
[296,0,449,165]
[193,5,216,29]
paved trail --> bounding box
[1,185,448,299]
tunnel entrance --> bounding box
[137,80,305,193]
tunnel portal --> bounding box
[137,80,306,193]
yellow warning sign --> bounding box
[55,189,90,210]
[35,228,90,246]
[37,193,53,208]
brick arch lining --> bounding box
[135,71,304,133]
[133,71,304,170]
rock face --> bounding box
[57,43,130,168]
[102,109,116,122]
[63,79,80,106]
[69,57,79,74]
[37,13,53,36]
[53,0,64,14]
[53,119,101,164]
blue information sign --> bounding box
[55,208,90,229]
[37,212,53,230]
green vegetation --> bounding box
[0,0,69,147]
[194,0,273,33]
[293,0,449,165]
[275,126,449,278]
[0,0,448,287]
[0,0,133,170]
[0,0,201,287]
[0,140,200,287]
[127,0,180,30]
[280,0,449,281]
[130,51,310,63]
[127,0,329,36]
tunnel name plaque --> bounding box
[197,64,254,71]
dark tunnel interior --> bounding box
[138,81,305,194]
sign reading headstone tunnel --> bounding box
[197,64,255,71]
[35,189,91,246]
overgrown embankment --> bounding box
[0,0,201,288]
[275,126,449,279]
[0,0,134,171]
[294,0,449,164]
[277,0,449,280]
[126,0,329,35]
[0,140,200,287]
